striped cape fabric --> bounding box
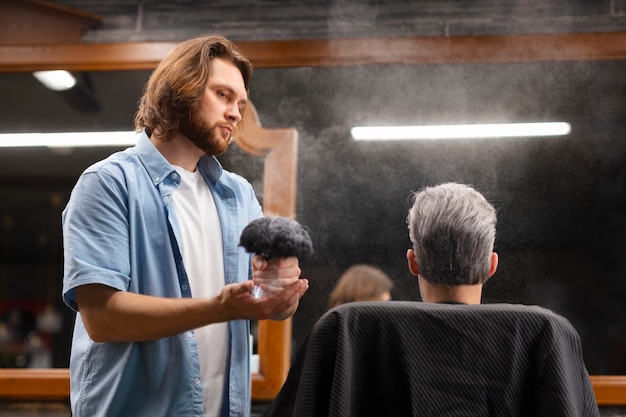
[263,301,600,417]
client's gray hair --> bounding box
[407,182,497,286]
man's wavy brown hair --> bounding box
[134,35,254,141]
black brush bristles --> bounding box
[239,216,313,260]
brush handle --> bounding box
[252,285,264,299]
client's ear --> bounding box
[488,252,499,278]
[406,249,420,276]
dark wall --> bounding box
[49,0,626,42]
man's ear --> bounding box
[488,252,499,278]
[406,249,420,276]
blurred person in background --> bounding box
[328,264,393,310]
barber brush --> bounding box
[239,216,313,298]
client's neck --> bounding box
[418,278,483,305]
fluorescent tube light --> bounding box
[351,122,571,141]
[0,131,139,148]
[33,70,77,91]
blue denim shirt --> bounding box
[62,131,261,417]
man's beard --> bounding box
[178,108,232,156]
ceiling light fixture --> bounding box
[32,70,77,91]
[0,131,139,148]
[351,122,571,141]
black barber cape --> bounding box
[263,301,600,417]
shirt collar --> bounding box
[134,130,176,186]
[134,130,223,185]
[197,154,223,184]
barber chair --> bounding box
[263,301,599,417]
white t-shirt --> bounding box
[172,165,229,417]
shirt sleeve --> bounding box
[62,168,132,311]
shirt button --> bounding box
[188,331,194,338]
[181,284,188,291]
[171,173,178,180]
[194,378,200,385]
[154,176,160,182]
[163,196,169,203]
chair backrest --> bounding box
[263,301,600,417]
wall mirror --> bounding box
[1,32,626,406]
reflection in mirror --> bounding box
[0,188,71,369]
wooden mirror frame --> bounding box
[0,7,625,404]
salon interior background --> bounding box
[0,0,625,375]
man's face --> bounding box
[179,57,248,156]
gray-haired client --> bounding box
[262,182,601,417]
[406,182,498,304]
